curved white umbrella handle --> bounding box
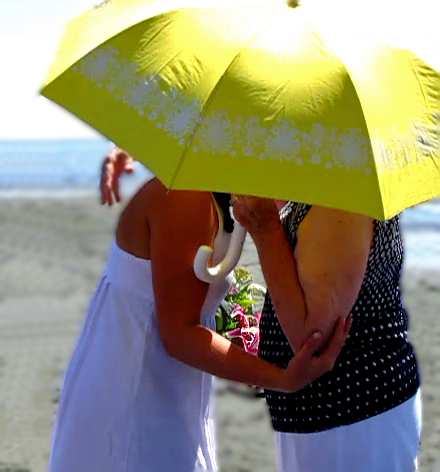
[194,223,247,283]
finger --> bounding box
[101,188,112,206]
[100,179,111,205]
[100,158,112,200]
[106,188,114,206]
[104,175,114,206]
[100,167,108,204]
[343,316,353,337]
[100,180,106,205]
[124,160,134,173]
[113,178,121,203]
[294,332,323,362]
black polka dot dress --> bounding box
[259,202,420,434]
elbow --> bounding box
[160,328,180,359]
[160,324,196,361]
[305,316,339,345]
[303,303,341,349]
[163,339,177,359]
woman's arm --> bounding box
[149,186,350,392]
[233,197,372,353]
[295,206,372,349]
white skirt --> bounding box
[275,389,422,472]
[48,243,224,472]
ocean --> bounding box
[0,139,438,269]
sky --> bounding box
[0,0,268,140]
[0,0,438,140]
[0,0,103,139]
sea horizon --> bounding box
[1,138,439,269]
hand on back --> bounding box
[281,316,352,393]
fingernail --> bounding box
[312,332,322,339]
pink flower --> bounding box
[247,315,259,328]
[229,285,239,296]
[225,329,246,349]
[231,304,244,315]
[225,326,260,357]
[229,335,246,351]
[241,327,260,356]
[231,305,249,329]
[225,327,242,337]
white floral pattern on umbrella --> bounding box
[77,43,436,177]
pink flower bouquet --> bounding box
[215,268,266,397]
[215,268,266,357]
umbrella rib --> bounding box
[327,54,385,219]
[407,56,430,109]
[167,10,286,190]
[155,49,186,76]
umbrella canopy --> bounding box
[41,0,439,220]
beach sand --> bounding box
[0,196,438,472]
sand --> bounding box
[0,195,439,472]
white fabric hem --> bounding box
[275,389,422,472]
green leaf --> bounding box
[215,314,223,333]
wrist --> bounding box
[270,366,293,393]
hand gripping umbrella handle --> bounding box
[193,223,247,283]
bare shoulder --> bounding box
[128,179,211,218]
[299,205,373,245]
[147,181,213,223]
[139,181,215,251]
[304,205,372,229]
[117,179,214,254]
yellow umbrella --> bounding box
[41,0,439,221]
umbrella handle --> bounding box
[194,223,247,283]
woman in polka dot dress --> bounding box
[233,196,421,472]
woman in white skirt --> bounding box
[48,148,351,472]
[233,196,422,472]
